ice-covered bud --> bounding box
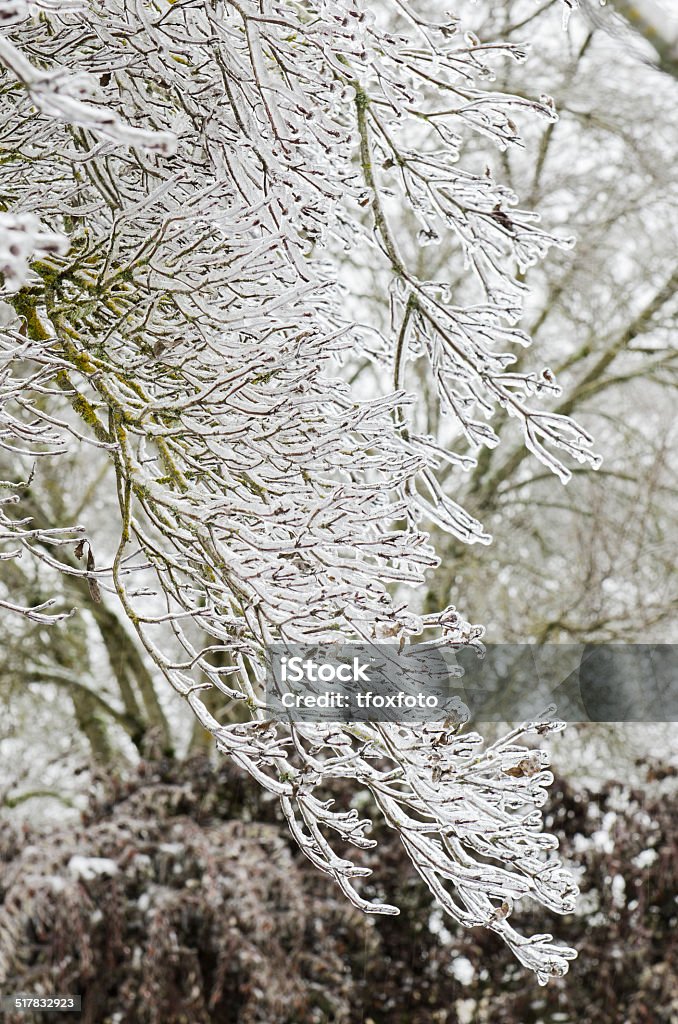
[0,212,68,292]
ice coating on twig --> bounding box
[0,0,586,980]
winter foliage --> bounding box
[0,0,600,981]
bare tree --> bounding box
[346,0,678,644]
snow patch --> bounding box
[68,855,119,880]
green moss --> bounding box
[11,292,50,341]
[239,473,268,499]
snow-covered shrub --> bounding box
[0,755,675,1023]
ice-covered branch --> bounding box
[0,0,591,981]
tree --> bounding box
[374,0,678,645]
[0,0,602,981]
[582,0,678,80]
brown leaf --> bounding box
[85,545,101,602]
[503,754,540,779]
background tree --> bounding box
[583,0,678,80]
[345,0,677,647]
